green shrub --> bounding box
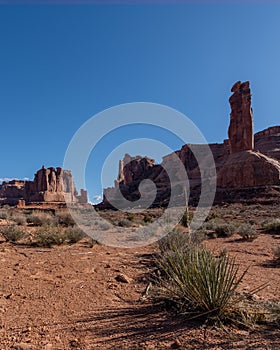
[0,210,8,220]
[55,212,75,226]
[154,245,248,320]
[11,213,27,226]
[263,219,280,234]
[143,214,153,223]
[0,225,25,242]
[34,226,65,247]
[237,224,259,241]
[214,223,236,238]
[64,227,85,244]
[117,219,133,227]
[27,211,55,226]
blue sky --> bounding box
[1,2,280,202]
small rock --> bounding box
[115,273,132,283]
[12,343,33,350]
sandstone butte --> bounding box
[0,166,88,207]
[1,81,280,209]
[97,81,280,209]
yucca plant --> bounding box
[154,245,248,320]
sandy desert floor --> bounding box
[0,203,280,350]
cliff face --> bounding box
[98,81,280,209]
[0,166,87,206]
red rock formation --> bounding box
[97,81,280,208]
[0,166,87,206]
[228,81,254,153]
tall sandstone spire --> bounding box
[228,81,254,153]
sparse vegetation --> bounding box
[27,211,55,226]
[0,210,8,220]
[214,223,236,238]
[55,212,76,226]
[11,213,27,226]
[263,219,280,234]
[34,226,65,247]
[64,227,85,244]
[237,224,259,241]
[154,244,248,322]
[0,225,25,242]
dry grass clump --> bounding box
[0,210,9,220]
[27,211,55,226]
[55,212,76,226]
[10,212,27,226]
[263,219,280,234]
[154,243,248,322]
[237,224,259,241]
[64,227,85,244]
[34,226,65,247]
[0,225,26,242]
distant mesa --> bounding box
[97,81,280,209]
[0,166,87,207]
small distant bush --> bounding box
[27,211,55,226]
[34,226,65,247]
[117,219,133,227]
[127,215,135,222]
[94,219,111,231]
[263,219,280,234]
[11,213,27,226]
[143,215,153,223]
[214,223,236,238]
[0,210,8,220]
[55,212,75,226]
[0,225,25,242]
[205,212,219,222]
[64,227,85,244]
[237,224,259,241]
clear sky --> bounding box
[1,2,280,202]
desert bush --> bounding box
[143,214,153,223]
[55,212,75,226]
[0,210,8,220]
[263,219,280,234]
[117,219,133,227]
[237,224,259,241]
[64,227,85,244]
[0,225,25,242]
[27,211,55,226]
[94,219,110,231]
[154,245,248,320]
[11,213,27,226]
[34,226,65,247]
[214,223,236,238]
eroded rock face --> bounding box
[98,81,280,208]
[228,81,254,153]
[0,166,87,206]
